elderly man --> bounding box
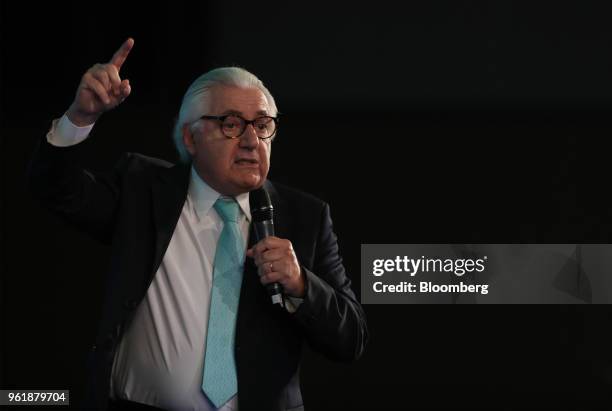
[27,38,367,411]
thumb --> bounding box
[119,79,131,99]
[246,248,254,258]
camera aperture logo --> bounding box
[372,255,490,295]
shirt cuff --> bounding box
[285,295,304,313]
[46,114,94,147]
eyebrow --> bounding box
[220,109,270,117]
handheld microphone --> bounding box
[250,187,284,307]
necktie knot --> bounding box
[214,198,240,223]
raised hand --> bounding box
[67,38,134,126]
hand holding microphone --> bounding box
[247,187,305,305]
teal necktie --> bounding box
[202,198,245,408]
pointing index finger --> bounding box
[110,38,134,70]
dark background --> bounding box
[2,1,612,410]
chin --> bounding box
[234,175,263,192]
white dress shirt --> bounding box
[47,114,301,411]
[108,167,248,411]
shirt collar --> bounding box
[188,166,251,222]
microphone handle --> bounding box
[255,220,274,239]
[267,283,284,306]
[254,220,284,307]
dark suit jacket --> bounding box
[27,137,368,411]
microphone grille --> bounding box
[250,187,274,222]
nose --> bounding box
[239,123,259,149]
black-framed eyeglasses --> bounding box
[199,114,279,140]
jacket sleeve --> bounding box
[26,136,131,245]
[292,203,368,362]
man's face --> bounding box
[183,85,273,196]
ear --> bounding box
[182,123,197,156]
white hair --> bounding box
[172,67,278,164]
